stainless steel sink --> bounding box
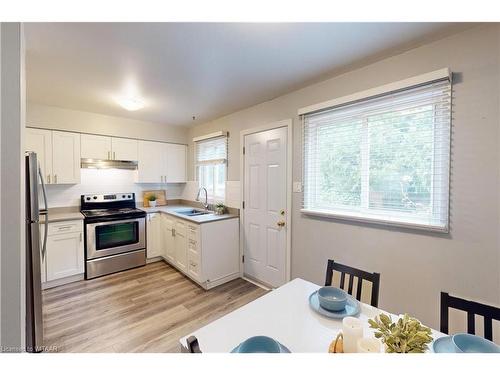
[174,209,212,217]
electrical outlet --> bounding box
[293,182,303,193]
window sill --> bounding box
[300,208,448,233]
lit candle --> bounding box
[357,338,382,353]
[342,317,363,353]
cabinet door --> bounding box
[174,220,187,272]
[52,131,81,184]
[146,213,162,258]
[166,144,187,183]
[161,215,175,263]
[112,137,138,161]
[137,141,165,183]
[25,128,53,184]
[46,231,84,281]
[81,134,112,160]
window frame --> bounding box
[194,135,228,203]
[300,72,451,233]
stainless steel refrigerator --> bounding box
[25,151,48,353]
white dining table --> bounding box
[179,278,445,353]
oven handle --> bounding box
[86,217,145,227]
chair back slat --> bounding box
[339,272,346,289]
[467,311,476,335]
[324,259,380,308]
[440,292,500,342]
[484,318,493,341]
[355,279,363,301]
[347,275,354,294]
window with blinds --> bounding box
[195,135,228,202]
[302,78,451,231]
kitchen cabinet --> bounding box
[161,214,175,263]
[26,128,80,184]
[166,144,187,183]
[52,131,81,184]
[26,128,53,184]
[112,137,138,161]
[81,134,138,161]
[158,212,239,290]
[81,134,112,160]
[45,220,84,282]
[146,213,163,258]
[174,220,188,272]
[137,140,167,183]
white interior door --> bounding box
[243,126,287,288]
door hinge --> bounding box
[243,146,245,155]
[242,201,245,209]
[242,255,245,263]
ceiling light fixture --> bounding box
[116,97,145,111]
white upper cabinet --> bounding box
[112,137,138,161]
[26,128,80,184]
[137,140,168,183]
[52,131,81,184]
[26,128,53,184]
[81,134,112,160]
[166,144,187,183]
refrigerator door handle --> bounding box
[38,166,49,259]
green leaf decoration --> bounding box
[368,313,433,353]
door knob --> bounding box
[277,220,285,228]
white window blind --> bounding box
[195,135,228,202]
[302,78,451,232]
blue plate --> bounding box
[432,336,455,353]
[309,290,360,319]
[231,336,291,353]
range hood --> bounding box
[81,158,138,170]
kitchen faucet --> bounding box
[196,187,209,210]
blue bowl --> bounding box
[317,286,347,311]
[452,333,500,353]
[237,336,282,353]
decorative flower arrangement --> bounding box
[147,193,157,207]
[215,202,226,215]
[368,313,433,353]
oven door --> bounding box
[86,217,146,260]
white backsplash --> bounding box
[45,169,184,208]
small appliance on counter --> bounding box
[81,193,146,279]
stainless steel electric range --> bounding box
[81,193,146,279]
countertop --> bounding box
[41,207,84,223]
[142,205,239,224]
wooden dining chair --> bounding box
[324,259,381,308]
[440,292,500,341]
[186,335,202,353]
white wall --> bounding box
[27,103,189,145]
[46,169,184,208]
[188,24,500,338]
[0,22,25,351]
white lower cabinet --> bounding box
[146,213,163,258]
[44,220,84,286]
[151,211,240,290]
[162,215,176,263]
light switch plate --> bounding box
[293,182,303,193]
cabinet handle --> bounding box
[80,232,82,242]
[54,174,57,184]
[172,228,175,237]
[47,175,51,184]
[113,151,116,160]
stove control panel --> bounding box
[82,193,134,203]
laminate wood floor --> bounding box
[42,261,267,352]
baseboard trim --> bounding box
[242,275,272,291]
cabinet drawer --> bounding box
[175,220,187,236]
[48,220,83,236]
[187,257,202,282]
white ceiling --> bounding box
[25,23,469,127]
